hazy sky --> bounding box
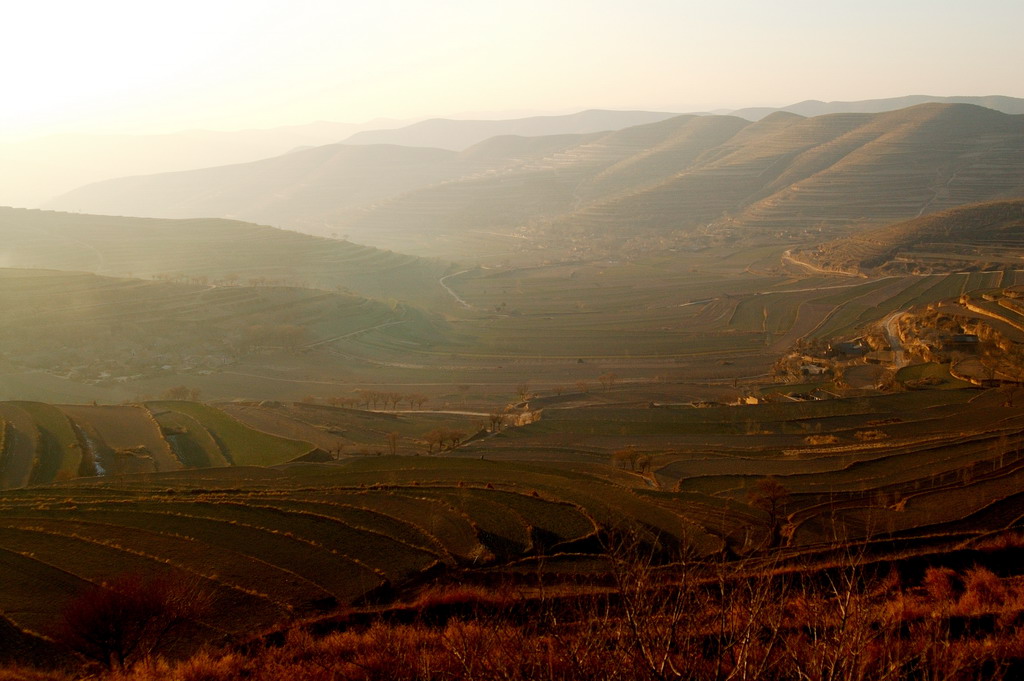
[3,0,1023,141]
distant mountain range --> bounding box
[0,111,673,209]
[47,103,1024,257]
[0,118,408,208]
[17,95,1024,212]
[340,109,681,150]
[729,95,1024,121]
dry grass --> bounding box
[17,555,1019,681]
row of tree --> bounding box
[310,391,430,410]
[421,428,469,453]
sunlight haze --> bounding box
[3,0,1022,141]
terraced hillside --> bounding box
[2,383,1024,665]
[557,104,1024,239]
[0,268,451,392]
[0,400,315,488]
[0,458,725,659]
[794,199,1024,274]
[340,108,681,149]
[1,234,1017,409]
[44,104,1024,258]
[468,386,1024,552]
[0,208,453,309]
[5,389,1024,664]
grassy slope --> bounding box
[0,268,453,386]
[799,199,1024,274]
[145,401,314,466]
[0,208,453,308]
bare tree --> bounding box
[612,445,642,471]
[53,572,211,670]
[516,383,533,402]
[161,386,200,401]
[488,411,507,432]
[747,477,791,548]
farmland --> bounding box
[2,207,1021,412]
[0,400,317,486]
[4,382,1024,664]
[1,104,1024,678]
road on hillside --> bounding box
[302,320,409,349]
[882,311,908,367]
[781,249,858,277]
[439,270,474,309]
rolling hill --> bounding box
[0,207,454,309]
[0,267,454,403]
[0,118,408,208]
[553,103,1024,238]
[730,94,1024,121]
[0,399,317,489]
[45,104,1024,258]
[794,199,1024,274]
[340,109,681,150]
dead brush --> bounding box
[957,565,1008,614]
[408,583,517,613]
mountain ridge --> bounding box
[340,109,682,150]
[730,94,1024,120]
[45,103,1024,257]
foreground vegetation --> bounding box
[8,535,1024,680]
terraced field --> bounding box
[0,457,730,657]
[797,199,1024,274]
[0,400,316,488]
[1,383,1024,665]
[0,208,453,309]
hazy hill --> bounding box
[45,104,1024,257]
[0,268,449,393]
[332,115,752,253]
[340,109,680,150]
[0,208,454,309]
[344,103,1024,251]
[48,143,478,229]
[795,199,1024,274]
[0,118,407,208]
[730,95,1024,121]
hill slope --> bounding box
[45,104,1024,258]
[0,118,407,208]
[795,199,1024,274]
[341,109,681,150]
[0,208,454,308]
[0,268,451,392]
[730,94,1024,121]
[0,399,315,488]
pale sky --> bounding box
[2,0,1022,142]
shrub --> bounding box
[922,566,960,604]
[52,572,212,670]
[958,565,1006,612]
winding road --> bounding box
[882,311,908,367]
[439,270,474,309]
[781,249,859,277]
